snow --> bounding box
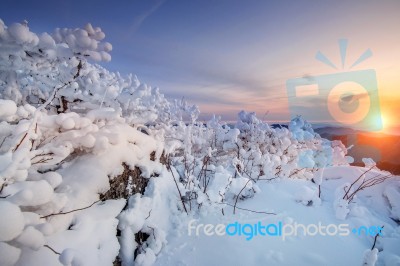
[363,158,377,168]
[0,99,17,120]
[294,185,320,206]
[15,226,45,250]
[0,201,25,241]
[118,195,152,233]
[363,248,379,266]
[153,168,399,266]
[135,248,156,266]
[42,172,63,189]
[333,183,351,220]
[383,186,400,220]
[154,177,362,265]
[59,248,84,266]
[334,198,350,220]
[0,18,399,266]
[6,180,54,206]
[0,242,21,266]
[206,170,232,202]
[7,23,39,45]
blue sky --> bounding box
[1,0,400,125]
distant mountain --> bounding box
[315,126,400,174]
[270,123,288,129]
[314,126,357,139]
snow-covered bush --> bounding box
[0,19,192,127]
[0,19,184,266]
[0,20,110,106]
[162,110,353,215]
[0,101,178,265]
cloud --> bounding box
[128,0,165,36]
[115,27,297,119]
[164,83,250,107]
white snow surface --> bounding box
[154,167,400,266]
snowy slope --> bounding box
[155,167,400,266]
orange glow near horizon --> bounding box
[379,111,398,134]
[378,89,400,134]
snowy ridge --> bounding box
[0,19,399,266]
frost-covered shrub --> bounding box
[0,100,176,265]
[0,19,182,266]
[163,110,352,214]
[0,20,111,106]
[0,19,193,127]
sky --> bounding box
[1,0,400,132]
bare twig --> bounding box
[44,244,61,255]
[31,152,55,165]
[289,168,305,178]
[166,157,188,214]
[258,176,279,181]
[145,209,152,220]
[342,166,375,200]
[0,134,11,149]
[73,60,83,79]
[40,200,100,219]
[32,158,53,165]
[344,170,392,203]
[371,226,384,250]
[39,59,82,112]
[13,132,28,152]
[233,178,252,214]
[0,183,6,194]
[217,202,276,215]
[197,155,210,190]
